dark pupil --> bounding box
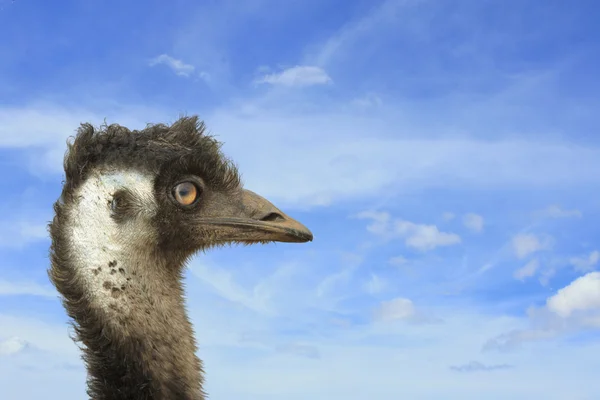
[178,185,191,197]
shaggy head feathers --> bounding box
[59,115,241,204]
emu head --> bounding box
[53,116,312,269]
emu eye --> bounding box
[173,182,199,206]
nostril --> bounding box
[260,212,285,222]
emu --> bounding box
[48,116,312,399]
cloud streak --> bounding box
[450,361,514,373]
[149,54,195,77]
[537,205,582,219]
[255,66,332,87]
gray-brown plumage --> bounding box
[48,116,312,399]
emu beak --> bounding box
[202,189,313,243]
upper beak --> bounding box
[200,189,313,243]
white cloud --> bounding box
[511,233,552,259]
[569,251,600,272]
[255,66,332,87]
[357,212,461,251]
[537,205,582,219]
[546,272,600,318]
[513,259,540,281]
[462,213,484,233]
[374,297,415,321]
[0,336,28,356]
[148,54,195,77]
[398,221,461,251]
[487,271,600,351]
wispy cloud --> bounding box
[486,271,600,351]
[351,93,383,108]
[0,105,98,148]
[149,54,195,77]
[357,211,461,251]
[511,233,552,259]
[2,104,172,179]
[0,336,28,356]
[5,104,600,209]
[275,343,320,359]
[364,274,386,295]
[388,255,407,267]
[513,259,540,281]
[569,251,599,272]
[0,220,49,248]
[254,66,332,87]
[0,314,79,357]
[450,361,513,373]
[442,212,455,221]
[374,297,415,321]
[208,110,600,208]
[537,205,582,219]
[189,261,273,315]
[463,213,484,233]
[398,220,461,251]
[483,329,556,352]
[307,0,411,67]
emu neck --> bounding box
[74,248,204,399]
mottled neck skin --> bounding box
[50,171,205,400]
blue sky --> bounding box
[1,0,600,398]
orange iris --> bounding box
[173,182,198,206]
